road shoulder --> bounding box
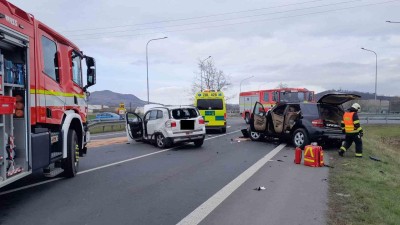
[200,146,329,225]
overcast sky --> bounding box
[8,0,400,104]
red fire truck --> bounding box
[239,88,314,123]
[0,1,96,188]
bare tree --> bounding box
[191,59,231,96]
[276,82,289,89]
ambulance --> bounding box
[194,90,227,133]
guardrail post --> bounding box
[386,117,388,124]
[111,125,114,131]
[102,126,105,132]
[367,117,369,124]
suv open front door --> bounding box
[126,112,143,141]
[250,102,267,133]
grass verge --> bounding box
[328,125,400,225]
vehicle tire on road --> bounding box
[249,131,264,141]
[292,128,309,149]
[64,129,79,178]
[245,113,250,124]
[155,133,170,149]
[221,127,226,133]
[194,139,204,147]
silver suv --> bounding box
[126,106,206,148]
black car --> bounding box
[249,93,360,148]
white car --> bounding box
[125,106,206,148]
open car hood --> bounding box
[317,92,361,105]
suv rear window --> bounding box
[171,108,198,119]
[299,103,319,116]
[197,99,223,110]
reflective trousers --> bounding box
[341,133,363,155]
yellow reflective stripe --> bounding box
[305,146,314,158]
[346,130,359,134]
[354,120,360,124]
[340,147,346,151]
[304,158,315,162]
[30,89,85,98]
[355,153,362,157]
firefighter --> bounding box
[339,103,363,157]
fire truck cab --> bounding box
[0,1,96,188]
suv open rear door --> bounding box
[250,102,267,133]
[126,112,143,142]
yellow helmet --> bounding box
[352,103,361,111]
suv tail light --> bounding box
[312,119,324,127]
[224,113,227,120]
[165,120,177,128]
[199,118,205,124]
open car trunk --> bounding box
[318,104,344,128]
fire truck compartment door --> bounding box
[31,131,51,170]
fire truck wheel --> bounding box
[245,113,250,124]
[64,129,79,178]
[292,128,309,149]
[249,131,264,141]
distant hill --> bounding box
[87,90,146,107]
[315,89,398,101]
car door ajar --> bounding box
[271,104,287,134]
[250,102,267,133]
[145,110,159,138]
[125,112,143,141]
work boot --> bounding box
[338,150,344,157]
[355,153,363,158]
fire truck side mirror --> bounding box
[84,56,96,91]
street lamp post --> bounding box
[146,37,168,104]
[240,76,254,93]
[361,47,378,100]
[200,56,211,91]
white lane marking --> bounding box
[91,132,125,138]
[0,130,241,195]
[0,178,63,196]
[176,143,287,225]
[227,126,231,128]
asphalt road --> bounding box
[0,118,329,225]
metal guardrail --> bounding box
[88,120,126,132]
[360,116,400,124]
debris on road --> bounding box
[254,186,266,191]
[336,193,351,197]
[324,164,335,168]
[232,137,251,142]
[277,159,284,162]
[369,156,381,162]
[321,178,328,182]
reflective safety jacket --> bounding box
[341,109,362,134]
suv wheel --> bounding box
[245,113,250,124]
[249,131,264,141]
[156,134,169,149]
[292,128,309,148]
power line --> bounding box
[67,0,366,37]
[73,0,399,41]
[62,0,328,33]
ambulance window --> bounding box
[71,51,82,87]
[41,36,59,82]
[263,92,269,102]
